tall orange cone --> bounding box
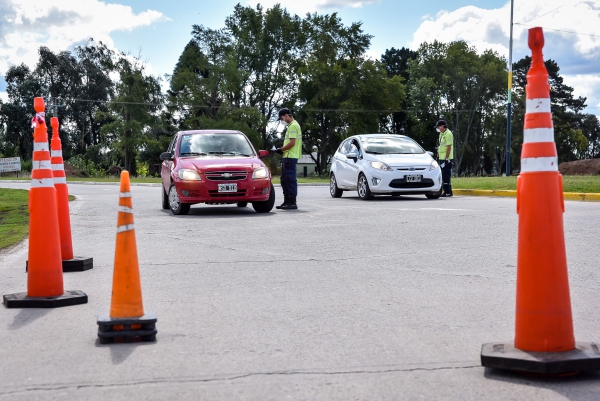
[3,97,87,308]
[97,171,156,343]
[50,117,94,272]
[481,27,600,374]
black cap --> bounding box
[278,108,292,118]
[435,119,447,128]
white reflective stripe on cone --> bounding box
[521,157,558,172]
[51,150,62,157]
[117,224,135,233]
[523,128,555,143]
[51,164,64,170]
[118,206,134,214]
[33,143,49,151]
[31,178,55,187]
[32,160,51,169]
[525,98,551,114]
[53,177,67,184]
[119,192,132,198]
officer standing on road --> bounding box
[273,107,302,210]
[435,119,453,197]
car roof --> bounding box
[356,134,411,140]
[178,130,243,135]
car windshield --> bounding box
[361,136,424,155]
[179,133,254,157]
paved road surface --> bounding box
[1,182,599,400]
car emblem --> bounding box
[409,167,415,171]
[221,173,232,178]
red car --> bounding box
[160,130,275,215]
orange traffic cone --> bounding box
[481,27,600,374]
[97,171,156,343]
[3,97,87,308]
[50,117,94,272]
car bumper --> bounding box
[174,179,271,203]
[365,168,442,194]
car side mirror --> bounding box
[346,151,359,161]
[427,151,434,157]
[258,150,269,158]
[159,152,173,161]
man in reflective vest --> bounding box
[435,119,453,197]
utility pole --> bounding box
[506,0,514,176]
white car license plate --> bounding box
[218,183,237,192]
[406,175,422,182]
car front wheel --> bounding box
[426,187,442,200]
[252,184,275,213]
[330,174,343,198]
[357,174,373,200]
[168,184,190,215]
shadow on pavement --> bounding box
[483,367,600,401]
[7,308,52,330]
[94,338,157,365]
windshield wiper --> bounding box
[208,151,227,155]
[366,151,384,154]
[180,152,207,156]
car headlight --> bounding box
[430,160,440,170]
[368,161,392,171]
[178,169,201,181]
[252,166,269,179]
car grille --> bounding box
[208,189,247,197]
[204,171,248,181]
[389,178,435,189]
[396,167,426,171]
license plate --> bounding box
[218,183,237,192]
[405,175,422,182]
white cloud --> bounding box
[0,0,166,78]
[409,0,600,115]
[246,0,380,14]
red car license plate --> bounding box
[218,183,237,192]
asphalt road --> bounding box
[1,182,599,400]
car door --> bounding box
[161,134,177,191]
[345,139,363,188]
[333,139,352,187]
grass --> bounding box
[0,188,29,250]
[453,175,600,193]
[0,189,76,251]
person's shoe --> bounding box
[280,197,298,210]
[275,196,289,209]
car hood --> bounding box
[371,153,433,167]
[178,156,265,171]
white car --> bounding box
[329,134,443,200]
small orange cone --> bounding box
[481,27,600,374]
[3,97,87,308]
[97,171,156,343]
[50,117,94,272]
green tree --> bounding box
[381,47,417,135]
[100,56,163,175]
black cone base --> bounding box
[3,290,88,308]
[481,342,600,374]
[97,312,157,344]
[26,256,93,272]
[62,256,93,272]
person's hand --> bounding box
[273,148,283,155]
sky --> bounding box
[0,0,599,115]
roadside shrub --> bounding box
[68,155,107,178]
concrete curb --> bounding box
[453,189,600,202]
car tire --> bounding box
[168,184,190,215]
[252,184,275,213]
[330,173,343,198]
[426,187,442,200]
[357,174,373,200]
[237,202,248,207]
[161,186,169,209]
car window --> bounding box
[167,134,177,153]
[349,140,361,155]
[361,136,424,155]
[178,133,255,156]
[339,140,352,155]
